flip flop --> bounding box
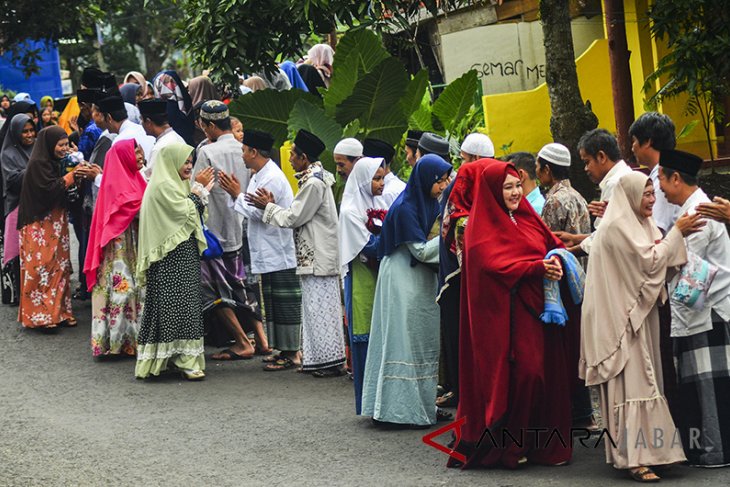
[255,347,274,356]
[211,348,253,361]
[263,357,298,372]
[311,367,345,378]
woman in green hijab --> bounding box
[135,142,214,380]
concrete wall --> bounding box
[439,16,605,94]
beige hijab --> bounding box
[579,172,687,385]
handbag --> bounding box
[671,251,718,310]
[200,216,223,261]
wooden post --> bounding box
[604,0,635,163]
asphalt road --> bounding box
[1,234,728,486]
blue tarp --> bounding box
[0,41,63,105]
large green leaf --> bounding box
[400,69,430,119]
[288,98,344,173]
[335,57,409,128]
[432,69,479,136]
[366,108,408,146]
[228,89,319,147]
[332,29,390,77]
[409,89,435,132]
[322,52,359,117]
[323,29,390,117]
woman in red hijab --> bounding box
[449,161,574,469]
[83,139,147,358]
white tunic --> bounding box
[144,127,185,179]
[669,188,730,337]
[580,159,633,254]
[374,171,406,209]
[229,159,297,274]
[649,164,681,234]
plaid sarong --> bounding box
[261,268,302,352]
[674,313,730,466]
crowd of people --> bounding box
[1,45,730,482]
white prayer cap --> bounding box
[334,138,363,158]
[537,142,572,167]
[460,133,495,158]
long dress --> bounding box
[18,207,73,328]
[16,126,75,329]
[344,242,378,413]
[90,225,143,357]
[135,194,205,378]
[580,172,687,469]
[361,239,441,425]
[450,161,573,469]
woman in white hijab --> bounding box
[339,157,385,414]
[580,172,704,482]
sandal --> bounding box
[629,467,661,483]
[436,391,458,408]
[211,348,253,361]
[180,369,206,381]
[262,353,282,363]
[311,367,345,378]
[436,408,453,422]
[263,357,298,372]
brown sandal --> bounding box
[629,467,661,483]
[263,357,298,371]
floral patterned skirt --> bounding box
[18,208,73,328]
[91,226,144,357]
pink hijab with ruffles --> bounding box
[83,139,147,291]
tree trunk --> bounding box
[605,0,635,164]
[539,0,599,201]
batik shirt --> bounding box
[542,180,591,236]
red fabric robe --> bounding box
[449,162,575,469]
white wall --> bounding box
[439,17,605,94]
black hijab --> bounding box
[17,126,69,228]
[1,114,34,215]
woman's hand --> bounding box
[69,116,79,132]
[195,167,215,187]
[543,256,563,281]
[674,212,706,237]
[696,196,730,224]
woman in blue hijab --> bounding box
[361,154,453,428]
[279,61,309,92]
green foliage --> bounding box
[288,99,344,171]
[0,1,109,76]
[432,70,480,136]
[228,89,321,148]
[645,0,730,162]
[228,29,483,175]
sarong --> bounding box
[300,274,346,371]
[261,268,301,352]
[674,312,730,466]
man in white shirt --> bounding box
[629,112,681,234]
[97,96,154,159]
[556,129,633,254]
[139,99,185,179]
[363,138,405,209]
[658,149,730,467]
[219,129,302,370]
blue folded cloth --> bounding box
[540,248,585,326]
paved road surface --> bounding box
[1,237,728,486]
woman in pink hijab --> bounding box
[84,139,147,358]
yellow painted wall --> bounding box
[484,39,614,155]
[483,0,714,159]
[279,140,299,194]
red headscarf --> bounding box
[453,161,567,467]
[83,139,147,291]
